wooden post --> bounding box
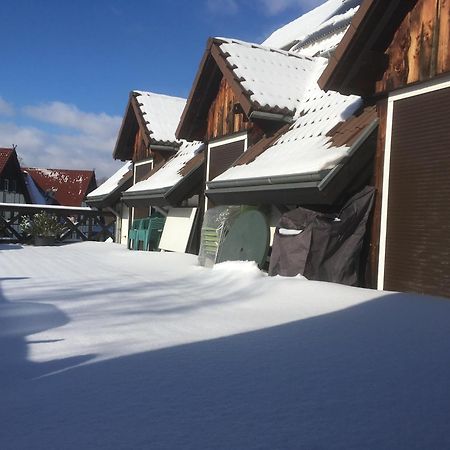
[367,99,388,288]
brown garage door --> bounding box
[384,86,450,298]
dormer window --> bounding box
[134,158,154,184]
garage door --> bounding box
[383,86,450,297]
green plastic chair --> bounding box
[145,216,166,251]
[136,214,166,251]
[128,219,142,250]
[135,217,150,250]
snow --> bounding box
[126,141,203,193]
[87,161,132,198]
[262,0,360,52]
[214,59,362,181]
[22,171,46,204]
[0,202,94,212]
[1,241,450,449]
[217,38,316,114]
[134,91,186,144]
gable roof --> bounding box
[86,162,133,208]
[23,168,97,207]
[176,37,317,140]
[113,91,186,160]
[318,0,416,95]
[123,141,205,207]
[206,58,378,205]
[262,0,362,54]
[0,148,15,175]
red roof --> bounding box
[0,148,14,175]
[23,168,97,207]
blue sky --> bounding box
[0,0,322,178]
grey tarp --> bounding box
[269,186,375,285]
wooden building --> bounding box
[113,90,205,252]
[0,147,30,204]
[176,34,378,248]
[319,0,450,298]
[85,162,133,244]
[23,168,97,207]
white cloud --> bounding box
[205,0,324,16]
[23,101,120,138]
[0,101,123,179]
[206,0,239,14]
[260,0,324,15]
[0,97,15,116]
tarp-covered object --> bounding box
[269,186,375,285]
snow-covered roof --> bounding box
[0,148,14,174]
[262,0,361,55]
[22,171,46,204]
[87,162,133,199]
[216,38,316,116]
[126,141,204,194]
[133,91,186,145]
[212,59,366,182]
[23,168,96,207]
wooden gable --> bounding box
[376,0,450,94]
[320,0,450,96]
[177,38,291,143]
[206,78,250,141]
[113,93,177,164]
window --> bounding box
[207,132,247,182]
[133,158,154,184]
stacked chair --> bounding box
[128,213,166,251]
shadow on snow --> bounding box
[0,277,95,384]
[1,289,450,449]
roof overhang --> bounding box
[176,38,299,141]
[113,92,181,160]
[85,177,133,209]
[318,0,417,96]
[206,119,378,206]
[122,156,205,208]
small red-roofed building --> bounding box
[0,147,30,204]
[22,168,97,207]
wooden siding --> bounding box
[209,140,246,181]
[377,0,450,93]
[132,128,150,162]
[207,78,250,141]
[383,87,450,297]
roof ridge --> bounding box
[214,37,315,61]
[132,90,187,103]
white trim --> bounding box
[377,77,450,290]
[208,131,248,148]
[133,158,153,184]
[387,73,450,102]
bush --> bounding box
[20,212,64,238]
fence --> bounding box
[0,203,115,243]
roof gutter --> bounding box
[206,118,379,204]
[207,170,328,190]
[122,187,168,206]
[249,110,294,124]
[150,144,179,152]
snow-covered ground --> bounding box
[1,242,450,449]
